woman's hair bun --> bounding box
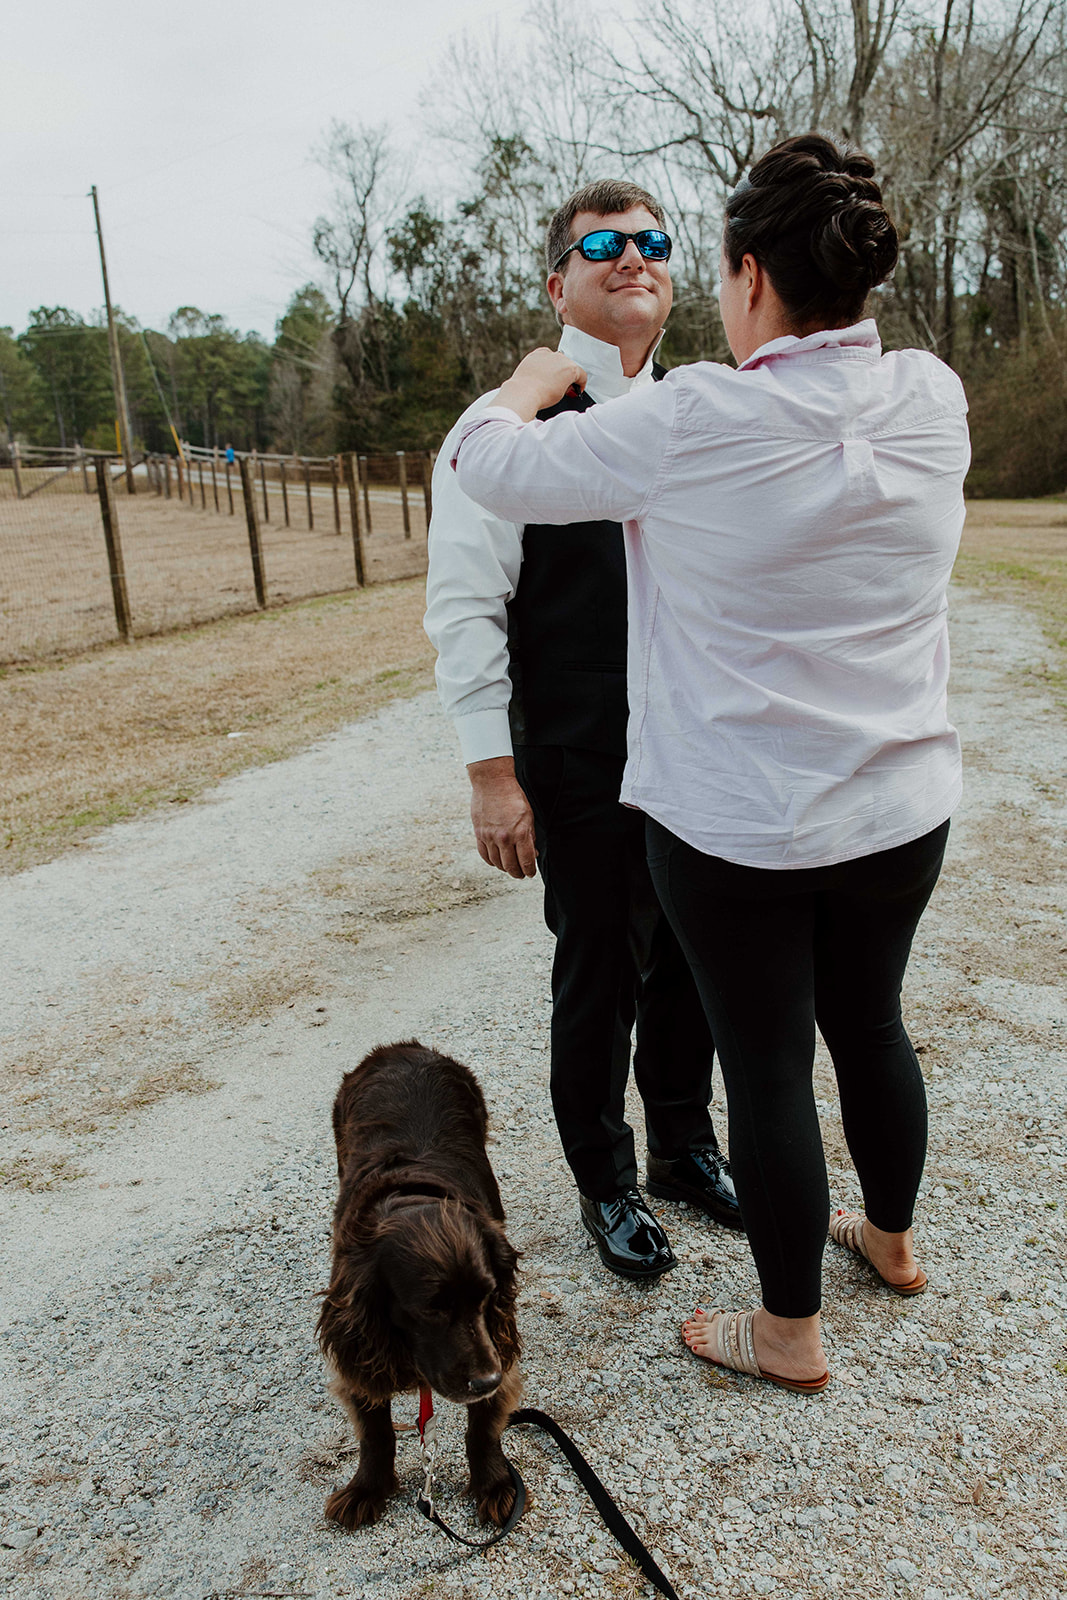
[724,132,899,328]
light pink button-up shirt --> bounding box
[454,321,970,869]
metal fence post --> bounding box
[238,454,267,608]
[331,455,342,534]
[94,455,132,642]
[397,450,411,538]
[421,450,434,529]
[279,457,290,526]
[343,452,366,587]
[359,455,371,535]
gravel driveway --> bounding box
[1,585,1065,1600]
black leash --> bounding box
[509,1408,679,1599]
[412,1392,679,1599]
[415,1458,527,1549]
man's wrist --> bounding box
[468,755,518,790]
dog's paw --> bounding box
[324,1473,397,1529]
[470,1470,518,1527]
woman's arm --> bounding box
[453,365,680,527]
[495,348,588,420]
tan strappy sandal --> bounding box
[829,1209,927,1296]
[682,1308,830,1394]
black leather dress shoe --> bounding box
[645,1146,745,1231]
[579,1189,677,1280]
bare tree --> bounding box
[312,121,412,396]
[884,0,1064,357]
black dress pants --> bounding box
[646,816,949,1317]
[514,745,717,1198]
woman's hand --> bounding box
[496,348,587,422]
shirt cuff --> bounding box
[450,407,525,469]
[454,709,514,766]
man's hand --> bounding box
[496,349,587,422]
[468,756,537,879]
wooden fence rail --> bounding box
[1,443,438,662]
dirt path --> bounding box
[1,583,1065,1600]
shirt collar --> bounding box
[557,323,663,402]
[737,318,881,372]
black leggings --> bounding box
[646,818,949,1318]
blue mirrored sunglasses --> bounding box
[553,228,672,272]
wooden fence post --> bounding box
[78,445,91,495]
[259,458,270,522]
[238,455,267,608]
[279,457,290,526]
[343,452,366,587]
[224,459,233,514]
[10,440,22,499]
[359,454,371,534]
[198,460,206,509]
[397,450,411,538]
[176,452,184,503]
[303,459,314,529]
[164,456,172,498]
[211,450,220,512]
[94,456,132,642]
[331,455,342,534]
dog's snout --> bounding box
[468,1371,502,1397]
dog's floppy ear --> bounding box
[484,1220,521,1368]
[316,1226,399,1392]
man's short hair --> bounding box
[545,179,668,273]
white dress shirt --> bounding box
[453,321,971,869]
[424,325,660,765]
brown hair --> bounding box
[546,179,667,274]
[723,133,898,328]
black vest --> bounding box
[507,368,663,757]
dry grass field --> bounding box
[0,577,435,873]
[954,497,1067,689]
[0,495,1063,878]
[0,466,429,662]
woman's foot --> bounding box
[858,1218,921,1287]
[683,1305,828,1388]
[829,1210,927,1295]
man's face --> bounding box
[546,206,673,351]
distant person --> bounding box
[453,134,970,1390]
[425,178,741,1284]
[225,444,236,466]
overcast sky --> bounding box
[1,0,542,341]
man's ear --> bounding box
[546,271,568,324]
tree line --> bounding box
[3,0,1065,494]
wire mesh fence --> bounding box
[0,444,435,664]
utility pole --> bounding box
[91,184,136,494]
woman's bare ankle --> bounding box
[754,1308,826,1381]
[862,1220,919,1285]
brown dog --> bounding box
[317,1041,522,1529]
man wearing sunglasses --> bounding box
[425,179,740,1279]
